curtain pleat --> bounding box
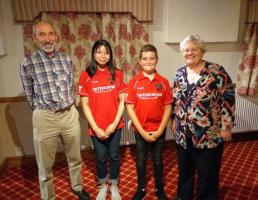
[12,0,153,22]
[236,0,258,96]
[237,23,258,96]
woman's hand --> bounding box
[220,130,232,142]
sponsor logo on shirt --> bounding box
[93,85,115,93]
[137,93,162,99]
[155,83,163,91]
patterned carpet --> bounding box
[0,140,258,200]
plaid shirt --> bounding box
[20,49,75,111]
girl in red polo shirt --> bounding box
[78,39,126,200]
[126,44,172,200]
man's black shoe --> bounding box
[132,189,146,200]
[73,189,90,200]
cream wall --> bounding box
[0,0,247,158]
[148,0,247,83]
[0,0,24,165]
[0,102,30,157]
[0,0,24,97]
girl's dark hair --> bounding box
[86,39,115,82]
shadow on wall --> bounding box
[77,106,92,149]
[4,97,92,157]
[5,99,33,156]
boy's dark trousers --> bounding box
[134,130,166,192]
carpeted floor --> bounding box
[0,140,258,200]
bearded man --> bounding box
[20,21,90,200]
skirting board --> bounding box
[0,159,6,178]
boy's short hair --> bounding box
[139,44,158,59]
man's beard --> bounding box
[38,42,56,53]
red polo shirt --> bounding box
[78,67,127,136]
[126,72,172,132]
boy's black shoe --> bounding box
[132,189,146,200]
[156,189,168,200]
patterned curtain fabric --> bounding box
[12,0,154,22]
[22,12,149,102]
[236,23,258,96]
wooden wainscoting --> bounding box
[0,96,26,103]
[0,159,6,178]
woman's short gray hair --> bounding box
[180,34,207,53]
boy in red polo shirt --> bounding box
[126,44,172,200]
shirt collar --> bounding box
[38,49,57,59]
[97,66,110,74]
[138,71,161,81]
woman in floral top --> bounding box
[171,35,235,200]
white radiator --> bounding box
[120,96,258,145]
[120,113,174,145]
[233,96,258,133]
[120,112,135,145]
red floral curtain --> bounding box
[23,12,149,102]
[236,23,258,96]
[236,0,258,96]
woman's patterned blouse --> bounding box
[172,61,235,149]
